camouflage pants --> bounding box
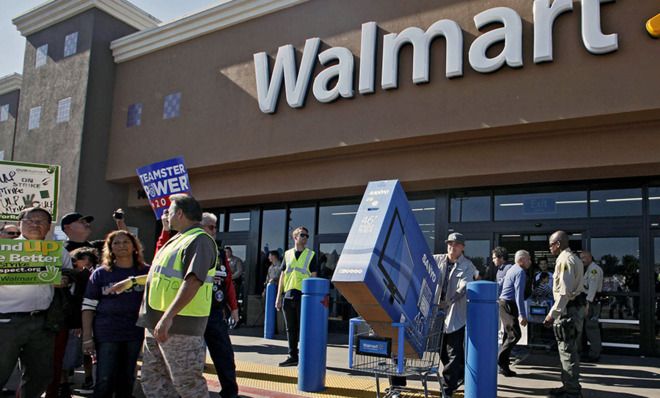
[141,331,209,398]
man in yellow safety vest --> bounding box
[275,226,318,367]
[137,194,217,397]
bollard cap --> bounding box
[302,277,330,295]
[466,281,498,301]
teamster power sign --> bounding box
[137,157,191,219]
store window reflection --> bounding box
[495,191,587,220]
[410,199,435,250]
[319,204,358,234]
[653,237,660,353]
[288,207,315,248]
[590,188,642,217]
[228,211,250,231]
[649,187,660,215]
[318,242,353,322]
[463,239,490,276]
[260,209,286,288]
[450,193,490,222]
[591,237,640,347]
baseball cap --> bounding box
[445,232,465,244]
[61,212,94,228]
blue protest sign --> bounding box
[136,157,190,219]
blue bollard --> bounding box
[298,278,330,392]
[465,281,498,398]
[264,282,277,339]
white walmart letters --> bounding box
[254,0,619,113]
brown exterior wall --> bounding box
[0,89,20,159]
[111,0,660,208]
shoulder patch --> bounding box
[591,269,597,275]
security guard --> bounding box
[544,231,585,398]
[580,250,603,362]
[138,194,217,398]
[275,226,318,367]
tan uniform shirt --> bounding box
[584,261,604,303]
[550,248,584,319]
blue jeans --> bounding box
[204,309,238,398]
[94,340,142,398]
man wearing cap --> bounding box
[0,207,73,398]
[434,232,477,397]
[61,212,97,252]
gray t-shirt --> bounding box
[137,225,217,336]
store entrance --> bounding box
[497,232,584,350]
[498,232,583,268]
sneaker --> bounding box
[498,367,518,377]
[278,357,298,367]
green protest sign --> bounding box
[0,239,63,285]
[0,160,60,222]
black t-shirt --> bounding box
[280,249,319,300]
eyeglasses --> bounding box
[549,240,560,248]
[299,234,309,239]
[21,219,49,226]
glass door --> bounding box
[589,236,641,350]
[651,234,660,355]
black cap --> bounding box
[60,212,94,228]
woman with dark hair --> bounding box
[81,230,149,398]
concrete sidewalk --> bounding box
[53,325,659,398]
[225,327,660,398]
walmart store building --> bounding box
[1,0,659,355]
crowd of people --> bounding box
[0,194,605,398]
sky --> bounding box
[0,0,225,78]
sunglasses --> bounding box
[4,231,19,237]
[299,234,309,238]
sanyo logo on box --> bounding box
[253,0,618,114]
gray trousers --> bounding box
[141,331,209,398]
[555,304,585,394]
[583,302,601,358]
[0,314,55,398]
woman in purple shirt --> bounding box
[81,230,149,398]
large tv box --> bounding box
[332,180,440,357]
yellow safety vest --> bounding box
[282,248,315,292]
[148,227,216,317]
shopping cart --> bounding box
[348,307,447,398]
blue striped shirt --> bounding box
[499,264,528,319]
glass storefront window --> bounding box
[464,239,490,275]
[495,191,587,220]
[288,207,315,248]
[653,237,660,353]
[318,204,359,234]
[228,211,250,231]
[591,237,640,347]
[649,187,660,215]
[217,213,225,232]
[410,199,435,251]
[590,188,642,217]
[261,209,286,256]
[319,242,354,321]
[450,193,490,222]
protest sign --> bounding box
[0,239,63,285]
[136,157,191,219]
[0,160,60,222]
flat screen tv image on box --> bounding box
[332,180,439,357]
